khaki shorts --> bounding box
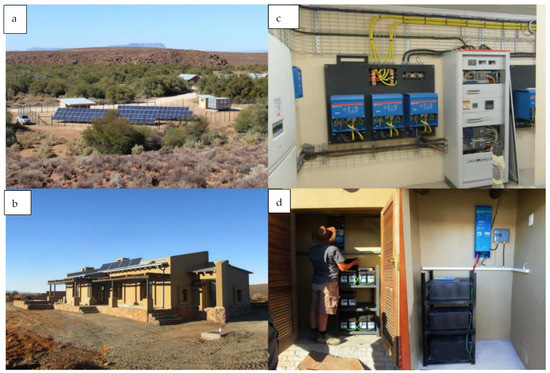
[310,281,340,315]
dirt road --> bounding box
[6,302,268,370]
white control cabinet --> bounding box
[443,50,510,188]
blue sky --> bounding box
[7,5,267,52]
[6,189,268,292]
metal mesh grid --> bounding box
[275,5,536,58]
[299,138,444,169]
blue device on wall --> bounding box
[292,66,303,99]
[475,205,492,257]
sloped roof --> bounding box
[58,98,96,106]
[178,74,200,80]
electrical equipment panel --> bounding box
[324,59,435,143]
[404,93,438,135]
[371,93,403,139]
[292,66,303,99]
[513,88,535,127]
[443,50,510,188]
[329,95,367,142]
[493,228,510,243]
[475,205,492,256]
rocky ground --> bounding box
[6,302,268,370]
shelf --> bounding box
[338,303,376,312]
[340,284,377,289]
[425,357,474,365]
[424,329,475,336]
[424,299,473,305]
[339,330,378,335]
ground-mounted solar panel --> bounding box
[117,106,160,125]
[129,258,142,266]
[156,106,191,120]
[52,108,109,123]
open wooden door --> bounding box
[268,213,298,353]
[380,189,410,369]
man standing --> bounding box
[309,225,360,344]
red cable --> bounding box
[472,253,479,273]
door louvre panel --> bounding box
[380,192,400,367]
[268,214,297,353]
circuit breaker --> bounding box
[404,93,438,135]
[371,93,403,139]
[443,50,510,188]
[329,95,367,142]
[475,205,492,256]
[513,88,535,127]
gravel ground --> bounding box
[6,302,268,370]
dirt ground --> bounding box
[6,302,268,370]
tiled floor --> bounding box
[277,334,397,370]
[417,339,525,370]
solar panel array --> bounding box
[118,105,193,122]
[117,106,160,125]
[52,108,110,122]
[52,106,193,124]
[99,257,142,271]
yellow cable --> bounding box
[369,13,535,64]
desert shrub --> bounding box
[66,138,94,156]
[162,125,188,148]
[10,143,22,151]
[159,146,173,155]
[37,142,53,159]
[16,131,41,149]
[187,115,210,139]
[183,138,204,149]
[83,111,146,155]
[233,98,267,135]
[132,144,145,155]
[107,174,127,188]
[135,126,163,151]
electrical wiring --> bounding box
[472,253,480,273]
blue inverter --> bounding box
[292,66,303,99]
[513,88,535,122]
[329,95,366,142]
[404,93,438,129]
[475,205,492,256]
[371,94,403,138]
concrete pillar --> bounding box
[109,280,117,308]
[214,260,229,307]
[145,278,153,312]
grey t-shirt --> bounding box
[309,244,345,284]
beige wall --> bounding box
[291,188,392,210]
[222,265,251,307]
[169,252,209,308]
[416,189,518,340]
[510,189,545,369]
[402,189,423,368]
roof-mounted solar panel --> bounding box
[129,258,142,266]
[119,259,131,268]
[109,261,122,269]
